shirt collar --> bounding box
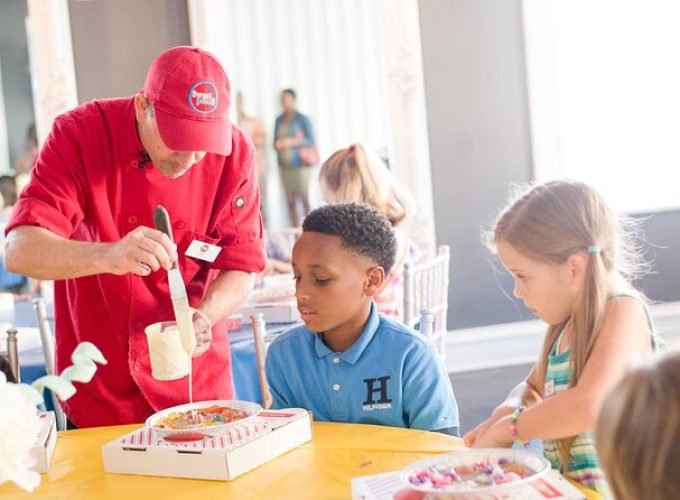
[313,303,380,365]
[123,97,149,163]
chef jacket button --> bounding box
[332,384,340,391]
[134,361,141,371]
[236,197,245,208]
[173,220,187,230]
[127,215,138,224]
[332,357,340,364]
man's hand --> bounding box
[104,226,178,276]
[192,309,213,357]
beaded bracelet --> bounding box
[509,405,531,448]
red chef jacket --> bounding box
[6,97,266,427]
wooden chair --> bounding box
[403,245,451,360]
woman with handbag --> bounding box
[273,88,318,226]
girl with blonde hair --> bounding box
[464,180,656,497]
[320,144,411,226]
[596,349,680,500]
[319,144,415,320]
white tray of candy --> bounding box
[401,448,551,495]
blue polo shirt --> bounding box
[265,303,459,433]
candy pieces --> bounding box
[407,455,531,490]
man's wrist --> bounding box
[89,242,113,275]
[194,307,214,330]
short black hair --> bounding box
[302,202,397,273]
[282,88,297,100]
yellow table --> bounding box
[1,422,600,499]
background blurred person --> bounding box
[319,143,416,320]
[273,88,317,226]
[14,123,38,175]
[0,175,29,297]
[236,91,268,223]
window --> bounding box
[523,0,680,212]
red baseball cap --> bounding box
[143,46,232,156]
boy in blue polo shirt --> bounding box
[265,203,459,435]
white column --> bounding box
[521,0,562,181]
[379,0,436,256]
[187,0,231,68]
[25,0,78,144]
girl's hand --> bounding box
[463,418,494,447]
[463,406,514,447]
[471,416,514,448]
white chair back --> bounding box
[403,245,451,360]
[32,297,66,430]
[251,313,277,409]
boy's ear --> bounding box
[364,266,386,297]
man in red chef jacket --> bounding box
[4,46,266,427]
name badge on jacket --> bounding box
[544,379,556,398]
[186,240,221,262]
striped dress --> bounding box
[543,336,611,497]
[542,294,656,499]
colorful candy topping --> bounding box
[407,456,531,490]
[155,405,248,430]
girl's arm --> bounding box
[463,365,542,446]
[474,297,652,447]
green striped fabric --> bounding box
[543,345,611,498]
[543,294,656,499]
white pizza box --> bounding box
[351,468,586,499]
[102,408,312,481]
[30,411,57,474]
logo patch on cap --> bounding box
[188,81,218,113]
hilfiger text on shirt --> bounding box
[362,376,392,412]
